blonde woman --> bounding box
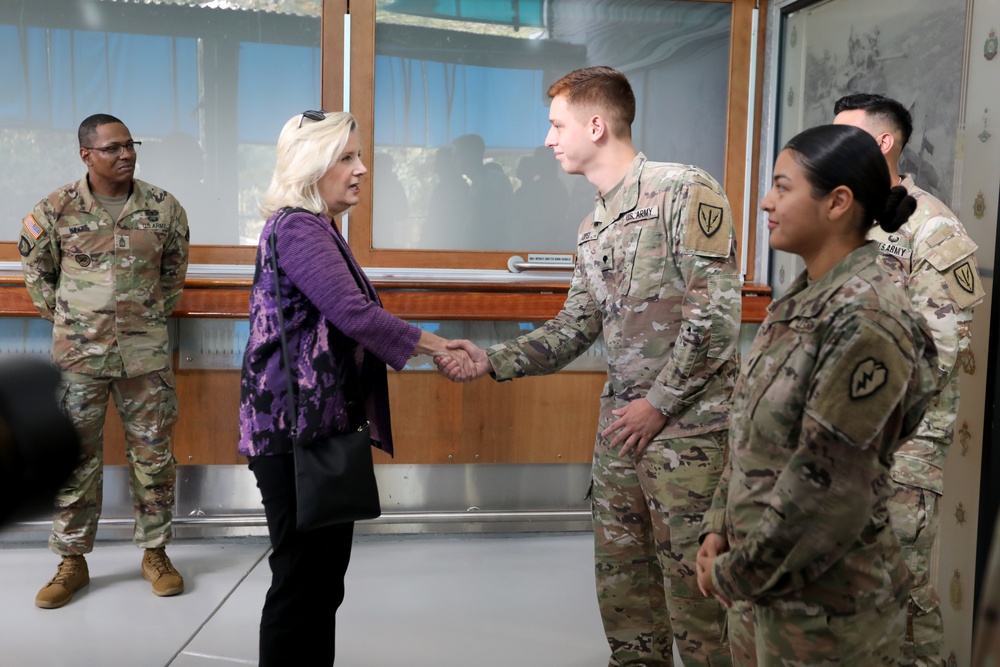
[239,111,467,665]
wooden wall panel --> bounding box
[375,371,465,464]
[101,368,245,466]
[100,368,605,467]
[172,369,245,465]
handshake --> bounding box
[414,332,492,384]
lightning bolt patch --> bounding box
[698,203,723,238]
[850,358,888,399]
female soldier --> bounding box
[696,124,938,666]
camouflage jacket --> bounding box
[19,177,189,377]
[701,243,938,614]
[487,154,742,437]
[871,175,984,492]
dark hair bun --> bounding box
[877,185,917,233]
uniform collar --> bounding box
[767,243,880,322]
[592,153,647,231]
[80,175,138,220]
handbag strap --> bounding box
[267,207,306,440]
[267,207,366,441]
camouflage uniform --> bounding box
[19,176,189,555]
[701,243,939,667]
[869,175,984,667]
[488,154,741,667]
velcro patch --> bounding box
[945,260,985,309]
[683,185,732,258]
[23,214,43,239]
[18,235,33,257]
[809,319,910,448]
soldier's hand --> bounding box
[696,533,731,607]
[602,398,667,459]
[438,339,491,382]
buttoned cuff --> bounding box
[644,382,687,417]
[700,508,727,542]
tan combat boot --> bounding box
[141,547,184,597]
[35,554,90,609]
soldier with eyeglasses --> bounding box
[19,113,190,609]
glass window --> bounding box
[769,0,966,295]
[0,0,321,245]
[370,0,733,253]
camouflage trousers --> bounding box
[592,428,730,667]
[727,597,907,666]
[49,370,178,555]
[887,481,943,667]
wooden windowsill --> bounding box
[0,268,771,322]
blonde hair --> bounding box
[260,111,358,218]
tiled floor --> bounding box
[0,533,613,666]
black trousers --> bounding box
[249,453,355,667]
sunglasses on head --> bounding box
[297,110,328,129]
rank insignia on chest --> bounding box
[599,248,614,271]
[623,206,658,223]
[697,203,723,237]
[850,358,887,399]
[117,235,130,250]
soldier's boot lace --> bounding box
[142,547,184,597]
[35,554,89,609]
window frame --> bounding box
[341,0,766,282]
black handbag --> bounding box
[268,211,382,530]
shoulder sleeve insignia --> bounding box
[18,235,34,257]
[809,318,910,447]
[953,261,977,294]
[923,233,984,309]
[698,203,724,237]
[946,260,985,309]
[23,214,43,239]
[850,358,888,398]
[683,184,732,258]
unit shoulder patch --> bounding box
[682,184,732,258]
[810,318,910,448]
[945,260,985,309]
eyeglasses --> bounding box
[297,110,328,129]
[83,141,141,157]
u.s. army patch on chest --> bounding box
[878,241,912,261]
[623,206,658,224]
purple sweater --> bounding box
[238,208,421,457]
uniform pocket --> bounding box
[708,273,742,360]
[626,224,667,299]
